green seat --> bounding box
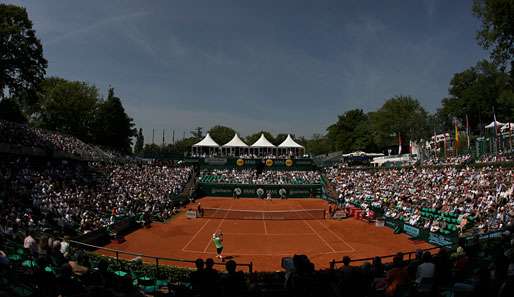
[114,271,128,277]
[22,260,37,268]
[8,254,21,261]
[44,266,55,273]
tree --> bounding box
[304,134,331,156]
[0,4,47,109]
[36,77,99,142]
[91,88,136,153]
[245,131,275,145]
[134,128,144,155]
[273,133,288,146]
[438,60,513,132]
[326,109,375,152]
[0,98,26,123]
[208,125,236,145]
[473,0,514,78]
[369,96,429,148]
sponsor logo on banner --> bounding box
[211,188,233,195]
[285,159,294,167]
[428,232,454,246]
[266,159,273,167]
[384,218,398,229]
[236,159,245,166]
[256,188,265,197]
[403,224,420,237]
[233,188,242,196]
[205,157,227,165]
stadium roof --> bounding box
[251,133,275,148]
[278,134,304,148]
[222,133,248,147]
[192,133,220,147]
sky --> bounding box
[11,0,488,142]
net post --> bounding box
[330,259,335,270]
[249,262,253,273]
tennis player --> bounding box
[212,231,224,261]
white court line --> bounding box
[181,248,355,256]
[302,219,336,253]
[316,220,356,252]
[295,199,355,253]
[181,219,211,252]
[202,200,233,253]
[263,220,268,235]
[221,232,315,236]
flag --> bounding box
[398,132,402,155]
[493,110,498,154]
[509,123,512,151]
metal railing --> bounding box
[69,239,253,273]
[328,228,506,270]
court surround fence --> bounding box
[69,239,254,273]
[328,228,506,269]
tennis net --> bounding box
[198,208,326,220]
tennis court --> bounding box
[102,197,433,271]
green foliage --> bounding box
[245,131,275,145]
[36,77,99,142]
[134,128,144,155]
[273,133,289,146]
[326,109,376,152]
[438,60,513,132]
[92,88,136,154]
[473,0,514,76]
[0,4,47,108]
[208,125,236,145]
[369,96,429,147]
[304,134,331,155]
[0,98,27,123]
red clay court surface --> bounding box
[102,197,433,271]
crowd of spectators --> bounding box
[326,165,514,234]
[199,169,321,185]
[0,120,110,160]
[0,154,193,235]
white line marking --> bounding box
[302,220,336,252]
[316,220,356,252]
[263,220,268,235]
[181,219,211,251]
[202,200,233,253]
[181,249,354,256]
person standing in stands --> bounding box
[212,231,224,261]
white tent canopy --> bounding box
[500,123,514,132]
[278,134,304,148]
[222,133,248,147]
[485,120,505,129]
[251,133,275,148]
[192,133,219,147]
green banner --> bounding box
[199,183,322,198]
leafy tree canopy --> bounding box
[208,125,237,145]
[473,0,514,77]
[92,88,136,154]
[36,77,99,142]
[326,109,376,153]
[0,98,27,123]
[0,4,47,110]
[369,96,429,147]
[437,60,513,132]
